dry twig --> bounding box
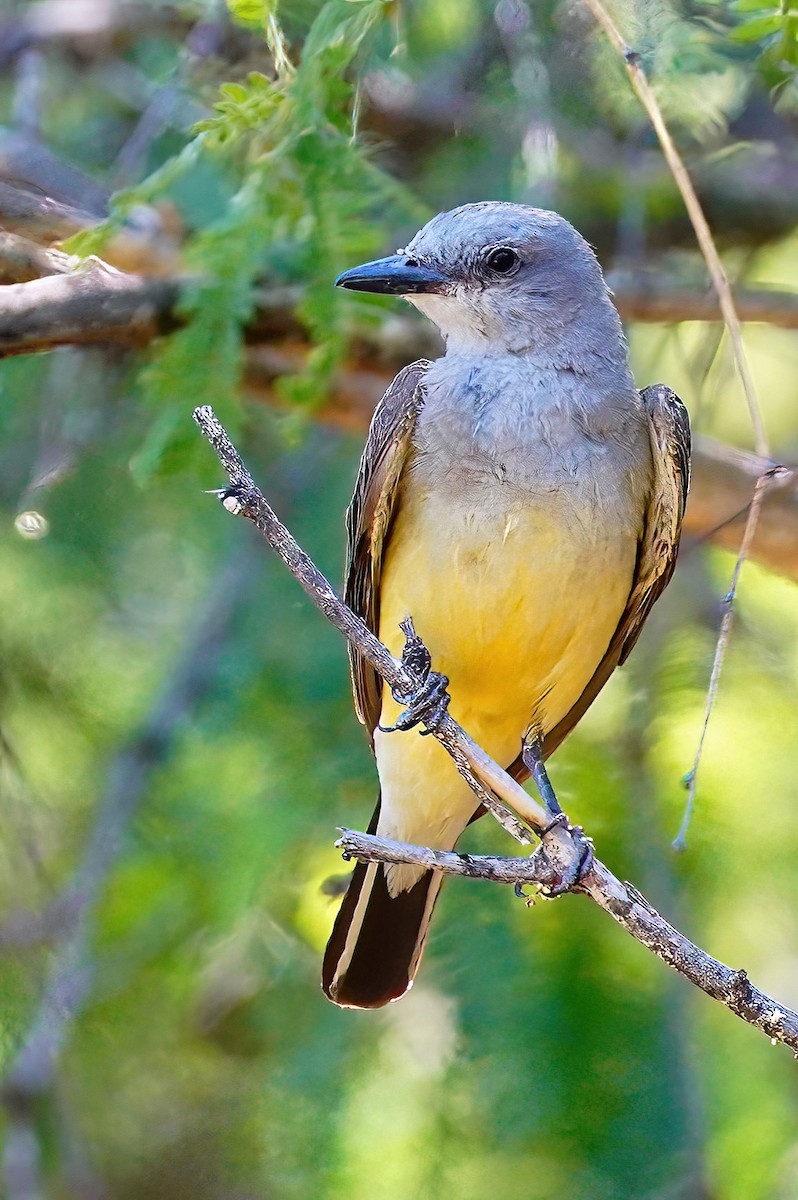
[193,404,798,1055]
[582,0,776,840]
[674,467,787,848]
[582,0,767,458]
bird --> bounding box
[322,202,690,1009]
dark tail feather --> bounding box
[322,801,443,1009]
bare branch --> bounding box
[607,275,798,332]
[0,232,75,283]
[582,0,768,460]
[675,467,787,847]
[338,829,560,885]
[2,252,798,358]
[0,260,182,354]
[683,440,798,581]
[194,405,798,1054]
[0,179,96,242]
[339,829,798,1049]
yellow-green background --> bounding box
[1,1,798,1197]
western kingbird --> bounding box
[323,202,690,1009]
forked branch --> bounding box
[193,405,798,1055]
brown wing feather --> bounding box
[510,382,691,776]
[345,360,430,744]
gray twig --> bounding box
[194,404,798,1055]
[339,828,798,1049]
[3,248,798,355]
[338,829,559,887]
[675,467,788,847]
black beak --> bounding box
[334,254,449,295]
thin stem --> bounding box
[582,0,768,458]
[338,829,558,886]
[194,405,798,1055]
[581,0,778,847]
[674,469,783,847]
[340,829,798,1052]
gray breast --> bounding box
[410,356,651,528]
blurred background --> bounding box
[1,1,798,1197]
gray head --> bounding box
[336,202,628,371]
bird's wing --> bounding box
[510,383,691,775]
[345,360,430,745]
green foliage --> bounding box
[80,1,423,479]
[731,0,798,60]
[729,0,798,112]
[3,2,798,1199]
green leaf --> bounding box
[730,12,784,42]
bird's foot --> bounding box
[537,815,594,897]
[517,732,593,894]
[379,670,451,735]
[378,616,451,736]
[513,817,594,902]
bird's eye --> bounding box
[485,247,520,275]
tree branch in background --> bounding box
[0,552,255,1200]
[607,275,798,332]
[0,258,183,353]
[193,404,798,1055]
[684,439,798,578]
[583,0,768,460]
[0,179,97,242]
[0,231,75,283]
[582,0,778,842]
[0,242,795,581]
[3,224,798,351]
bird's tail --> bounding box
[322,800,446,1009]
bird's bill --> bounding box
[334,254,448,295]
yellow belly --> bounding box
[373,484,638,881]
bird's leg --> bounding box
[521,731,562,819]
[378,616,451,736]
[520,732,594,897]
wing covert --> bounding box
[345,359,430,743]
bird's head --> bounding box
[335,202,625,366]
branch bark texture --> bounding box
[194,404,798,1056]
[340,829,798,1047]
[0,231,795,578]
[0,254,798,358]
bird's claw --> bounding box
[378,616,452,735]
[379,669,451,735]
[513,820,593,901]
[538,821,594,897]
